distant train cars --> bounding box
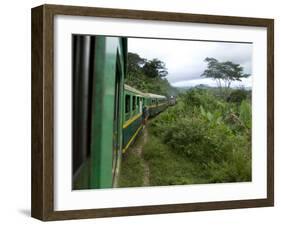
[168,95,177,105]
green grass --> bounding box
[143,134,206,186]
[143,131,251,186]
[118,151,145,188]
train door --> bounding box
[112,60,121,182]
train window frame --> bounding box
[125,94,131,115]
[32,4,274,221]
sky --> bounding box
[128,38,252,88]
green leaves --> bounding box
[142,58,168,78]
[239,100,252,129]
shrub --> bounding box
[162,117,235,164]
[239,100,252,129]
[227,89,249,103]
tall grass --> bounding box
[118,152,145,187]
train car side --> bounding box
[122,86,169,153]
[146,93,168,117]
[72,36,127,189]
[122,85,146,153]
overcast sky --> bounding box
[128,38,252,88]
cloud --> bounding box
[128,38,252,87]
[172,76,252,88]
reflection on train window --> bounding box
[125,95,130,113]
[132,96,136,110]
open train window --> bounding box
[125,95,130,113]
[132,96,136,110]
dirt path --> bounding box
[134,126,150,186]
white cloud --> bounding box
[128,38,252,87]
[172,77,252,88]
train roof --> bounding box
[146,93,167,99]
[124,84,167,99]
[124,84,146,96]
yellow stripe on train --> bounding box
[123,113,142,129]
[122,125,143,153]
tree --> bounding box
[127,52,145,74]
[126,52,177,96]
[142,58,168,79]
[201,57,250,95]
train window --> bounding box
[132,96,136,110]
[137,97,140,107]
[125,95,130,113]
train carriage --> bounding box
[72,35,127,189]
[146,93,168,116]
[72,35,170,190]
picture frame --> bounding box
[31,4,274,221]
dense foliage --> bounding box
[148,88,252,183]
[125,52,178,96]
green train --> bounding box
[72,35,168,190]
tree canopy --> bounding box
[125,52,178,96]
[127,52,145,74]
[142,58,168,78]
[201,57,250,90]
